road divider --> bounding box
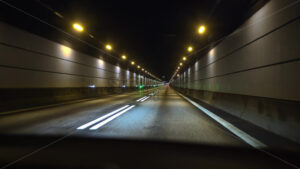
[78,91,156,131]
[139,96,150,102]
[90,105,135,130]
[136,96,147,102]
[136,90,158,102]
[77,105,130,130]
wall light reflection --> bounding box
[88,85,96,88]
[61,45,72,58]
[98,59,104,68]
[209,49,214,57]
[116,66,120,73]
[208,49,215,64]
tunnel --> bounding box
[0,0,300,169]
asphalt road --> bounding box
[0,86,246,146]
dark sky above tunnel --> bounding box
[1,0,266,80]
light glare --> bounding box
[88,85,96,88]
[73,23,84,32]
[198,25,206,34]
[106,44,112,50]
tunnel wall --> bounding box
[0,22,159,112]
[171,0,300,143]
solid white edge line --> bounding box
[77,105,130,130]
[178,93,266,148]
[140,96,150,102]
[89,105,135,130]
[136,96,147,102]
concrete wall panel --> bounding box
[0,22,158,88]
[172,0,300,143]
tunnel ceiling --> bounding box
[0,0,267,81]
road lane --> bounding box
[77,86,246,146]
[0,88,156,135]
[1,87,297,169]
[0,86,246,147]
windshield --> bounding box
[0,0,300,169]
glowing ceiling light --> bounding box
[72,23,84,32]
[106,44,112,50]
[187,46,193,52]
[131,61,135,65]
[121,55,127,60]
[179,62,183,66]
[182,56,187,61]
[198,25,206,34]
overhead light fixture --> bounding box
[106,44,112,50]
[72,23,84,32]
[121,55,127,60]
[198,25,206,34]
